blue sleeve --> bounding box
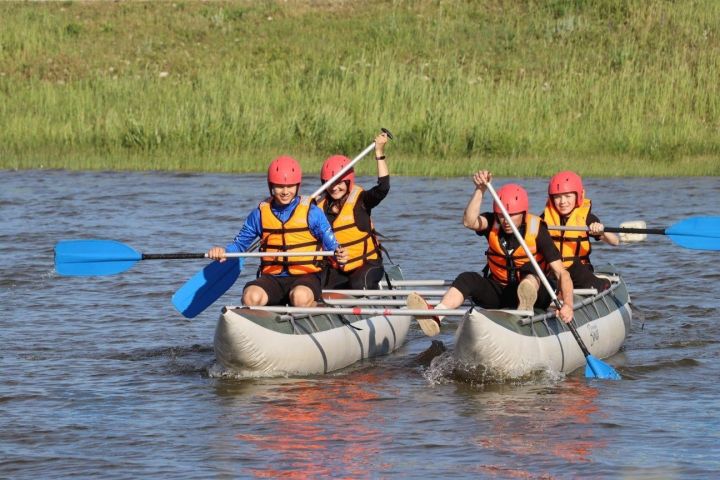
[308,204,339,251]
[225,208,262,253]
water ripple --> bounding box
[2,171,720,478]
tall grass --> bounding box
[1,0,719,176]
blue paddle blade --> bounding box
[584,355,621,380]
[171,258,243,318]
[55,240,142,276]
[666,216,720,250]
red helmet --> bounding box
[494,183,529,215]
[267,156,302,186]
[321,155,354,190]
[548,170,584,207]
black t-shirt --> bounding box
[323,175,390,231]
[477,212,561,274]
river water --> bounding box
[1,170,719,478]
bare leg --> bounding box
[438,287,465,310]
[408,286,466,337]
[243,285,269,306]
[289,285,316,307]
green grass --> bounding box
[2,0,719,176]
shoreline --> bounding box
[4,153,718,177]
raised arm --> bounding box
[362,132,391,210]
[374,131,389,178]
[463,170,492,231]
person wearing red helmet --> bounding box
[316,131,390,289]
[207,156,347,307]
[542,170,619,291]
[408,170,575,336]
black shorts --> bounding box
[451,271,552,310]
[567,262,611,291]
[322,260,385,290]
[244,273,322,305]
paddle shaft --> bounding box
[244,305,468,316]
[143,251,333,260]
[323,298,473,307]
[323,289,449,297]
[143,253,206,260]
[378,279,452,287]
[548,225,666,235]
[485,182,593,358]
[308,127,393,199]
[325,287,599,297]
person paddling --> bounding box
[207,156,347,307]
[317,131,390,290]
[408,170,575,336]
[542,170,619,291]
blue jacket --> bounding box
[226,196,338,276]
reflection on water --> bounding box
[216,372,389,478]
[2,171,720,478]
[474,380,604,465]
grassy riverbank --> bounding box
[2,0,719,176]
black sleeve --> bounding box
[586,212,600,225]
[475,212,495,238]
[362,175,390,212]
[586,212,602,240]
[536,223,561,264]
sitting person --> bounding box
[317,131,390,290]
[542,170,619,291]
[408,170,574,336]
[207,156,347,307]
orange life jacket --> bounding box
[486,213,546,285]
[259,196,323,275]
[317,185,381,272]
[543,198,592,268]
